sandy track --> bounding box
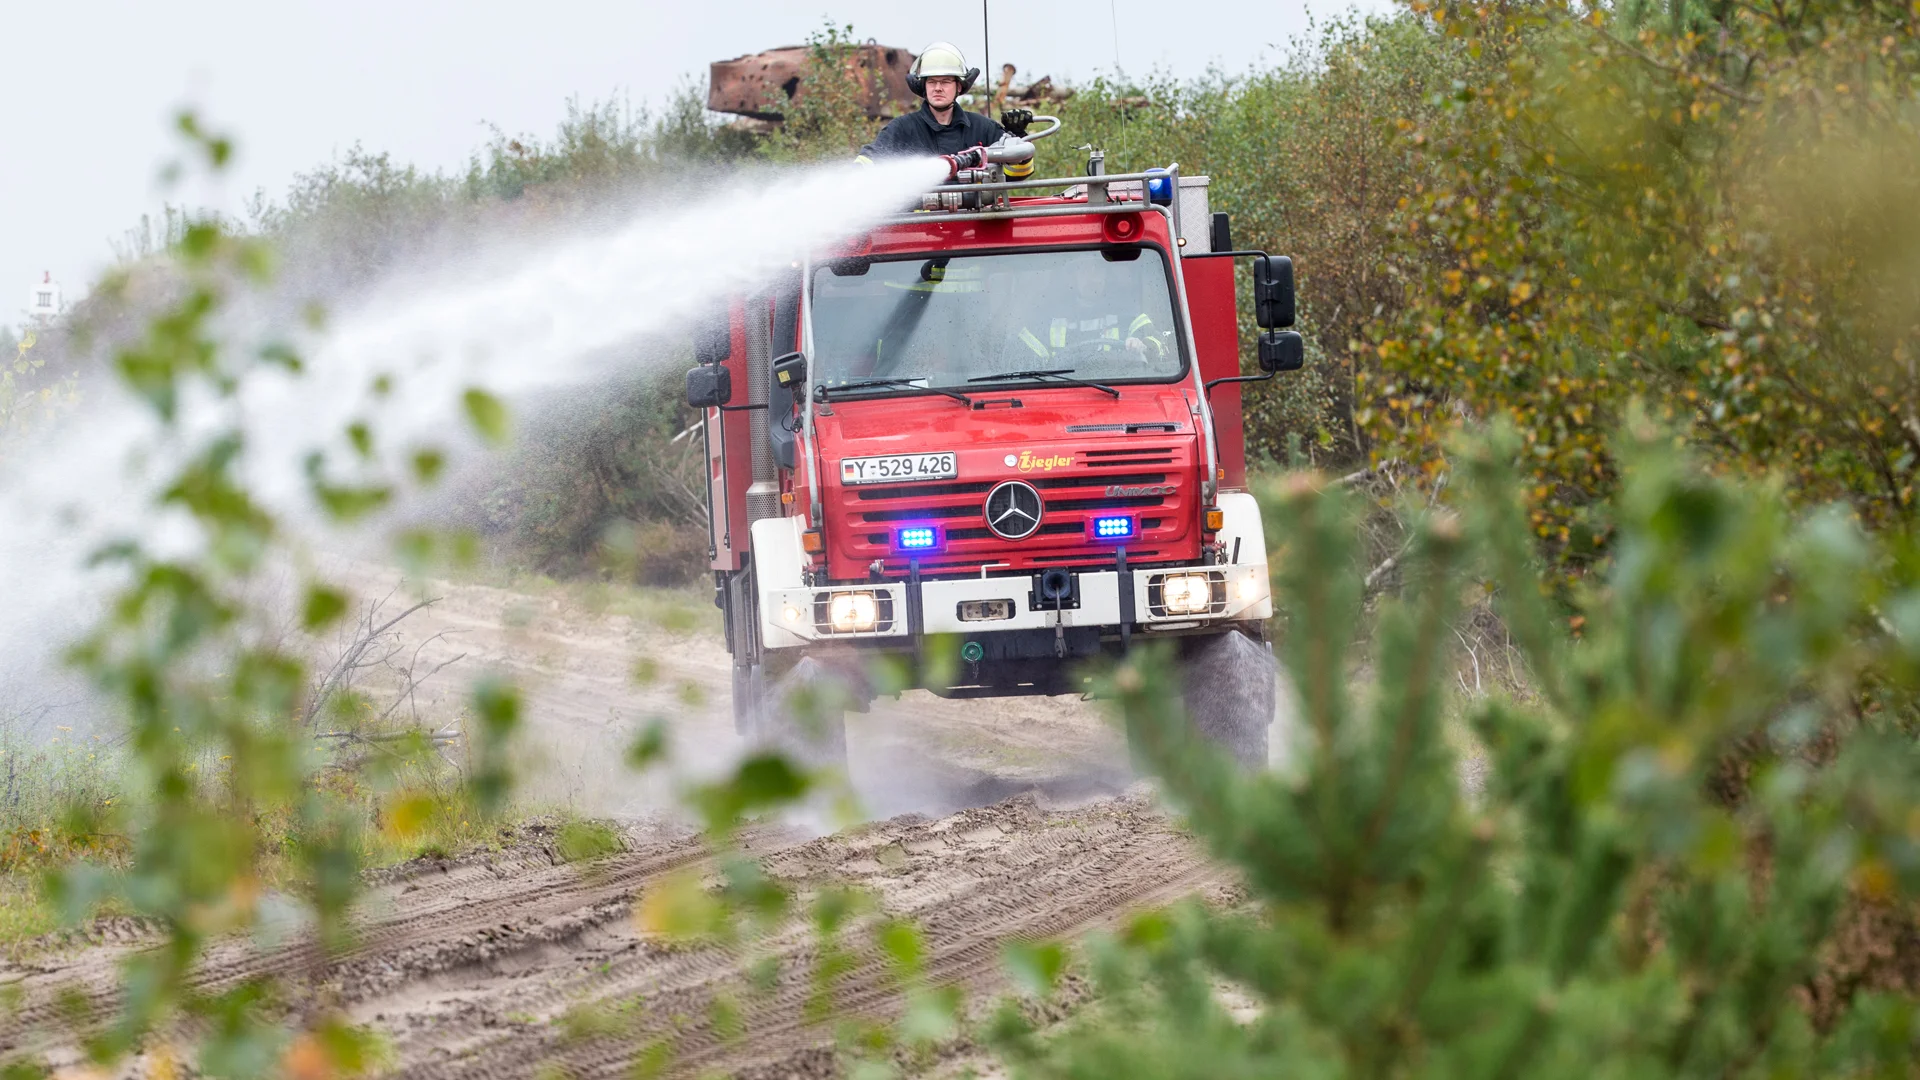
[0,567,1227,1076]
[365,793,1209,1077]
[0,796,1210,1077]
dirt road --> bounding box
[0,567,1240,1077]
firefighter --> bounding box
[857,42,1034,165]
[1012,257,1168,365]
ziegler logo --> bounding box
[1105,484,1174,497]
[1015,450,1074,473]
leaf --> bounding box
[471,678,521,738]
[301,584,349,630]
[462,387,510,445]
[556,820,622,863]
[635,870,721,939]
[384,794,435,840]
[1003,940,1066,998]
[626,718,669,769]
[878,920,924,976]
[410,448,445,485]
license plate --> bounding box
[840,452,957,485]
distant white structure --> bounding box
[28,271,62,323]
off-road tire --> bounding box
[752,656,849,772]
[1175,629,1275,768]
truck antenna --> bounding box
[982,0,992,115]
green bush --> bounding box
[991,420,1920,1077]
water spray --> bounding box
[0,154,951,733]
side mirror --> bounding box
[686,364,732,408]
[1258,330,1305,373]
[771,351,807,403]
[1253,254,1295,329]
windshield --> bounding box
[809,247,1184,393]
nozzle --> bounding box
[943,146,989,179]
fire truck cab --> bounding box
[687,133,1304,767]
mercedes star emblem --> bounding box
[984,480,1044,540]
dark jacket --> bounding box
[858,101,1006,162]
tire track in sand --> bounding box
[358,792,1210,1078]
[2,793,1211,1078]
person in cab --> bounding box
[1012,256,1169,366]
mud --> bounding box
[0,567,1249,1076]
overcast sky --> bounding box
[3,0,1382,319]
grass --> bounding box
[0,714,554,950]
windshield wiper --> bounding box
[965,368,1121,398]
[820,377,973,406]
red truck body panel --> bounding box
[707,296,754,571]
[1182,254,1247,490]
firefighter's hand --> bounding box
[1000,108,1033,137]
[1126,336,1149,358]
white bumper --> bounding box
[757,493,1271,649]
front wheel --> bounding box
[739,656,848,772]
[1172,630,1275,768]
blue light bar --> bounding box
[1091,515,1136,540]
[896,526,939,551]
[1144,168,1174,206]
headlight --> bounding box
[1233,570,1267,604]
[1161,573,1213,615]
[827,591,879,633]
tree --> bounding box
[992,421,1920,1077]
[1365,0,1920,582]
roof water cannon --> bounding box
[985,136,1035,166]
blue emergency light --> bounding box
[895,526,940,551]
[1144,168,1174,206]
[1090,515,1136,540]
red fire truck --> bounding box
[686,122,1303,767]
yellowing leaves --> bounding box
[636,869,723,940]
[383,793,436,841]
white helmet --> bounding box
[908,41,980,96]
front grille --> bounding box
[854,471,1169,502]
[1081,446,1176,467]
[1044,494,1164,512]
[857,480,994,501]
[860,504,979,522]
[830,442,1198,577]
[949,521,1082,541]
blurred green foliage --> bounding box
[990,422,1920,1077]
[10,113,517,1076]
